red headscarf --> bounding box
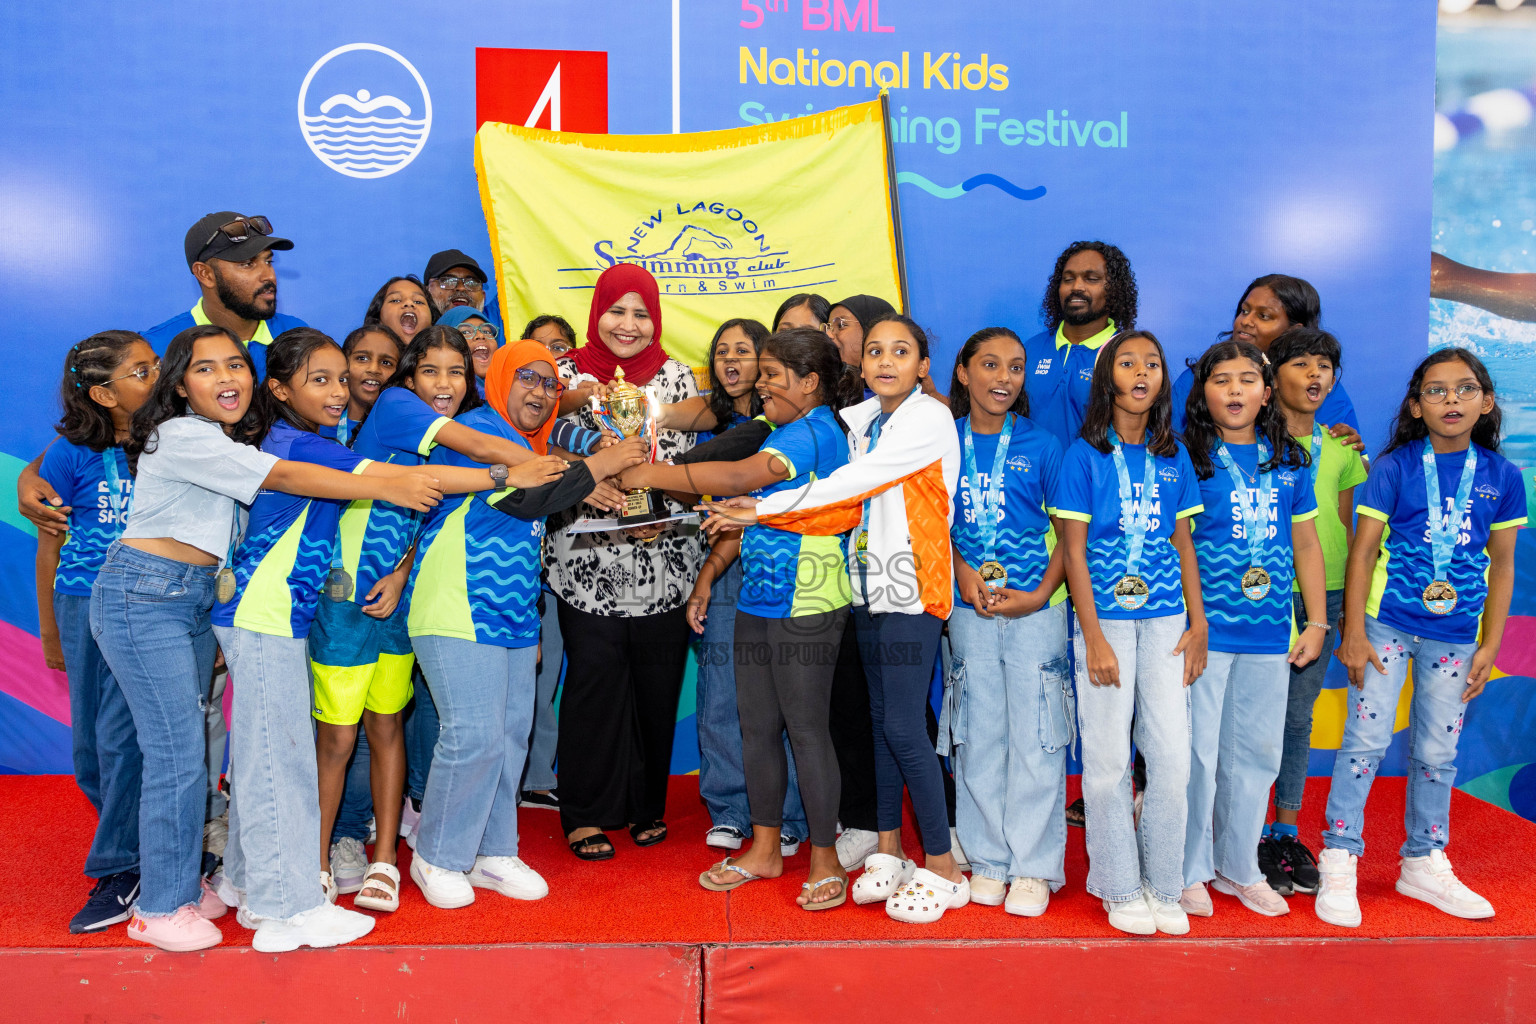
[571,263,670,386]
[484,340,563,455]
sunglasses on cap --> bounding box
[202,215,274,251]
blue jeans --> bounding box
[947,601,1072,887]
[412,635,537,870]
[696,560,807,836]
[214,625,324,920]
[1073,613,1191,904]
[90,542,216,916]
[57,591,141,878]
[1276,589,1345,811]
[1184,650,1289,887]
[1322,615,1475,858]
[523,594,561,793]
[405,664,439,802]
[853,607,948,855]
[333,727,372,843]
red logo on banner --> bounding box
[475,48,608,132]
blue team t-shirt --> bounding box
[1053,437,1205,620]
[951,414,1064,602]
[1171,366,1358,436]
[1021,322,1116,451]
[212,421,369,638]
[407,407,543,648]
[738,406,852,619]
[1357,442,1527,644]
[1190,443,1318,654]
[38,441,132,595]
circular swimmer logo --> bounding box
[297,43,431,179]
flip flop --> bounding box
[800,875,848,911]
[699,858,761,892]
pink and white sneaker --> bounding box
[127,906,222,952]
[197,878,228,920]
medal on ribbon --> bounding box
[1218,440,1275,602]
[1109,430,1159,611]
[1421,440,1477,615]
[963,414,1014,592]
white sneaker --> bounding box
[969,875,1006,906]
[1315,848,1362,928]
[252,902,375,953]
[1145,888,1190,935]
[330,836,367,894]
[236,905,262,931]
[705,825,746,850]
[468,856,549,901]
[400,797,421,846]
[410,854,475,909]
[1396,850,1494,920]
[1103,893,1157,936]
[780,833,802,857]
[949,828,971,872]
[850,853,914,904]
[835,828,878,870]
[1005,877,1049,918]
[1212,874,1291,917]
[1180,882,1214,917]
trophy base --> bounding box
[617,487,665,526]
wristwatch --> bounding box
[489,463,509,489]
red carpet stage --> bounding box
[4,775,1534,1022]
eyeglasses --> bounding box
[203,216,273,250]
[456,323,499,341]
[514,367,562,393]
[1418,383,1484,404]
[101,362,161,387]
[433,275,484,290]
[823,317,856,333]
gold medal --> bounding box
[1241,566,1272,601]
[325,567,354,603]
[978,560,1008,590]
[215,567,237,604]
[1113,574,1150,611]
[1423,580,1458,615]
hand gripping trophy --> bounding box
[591,367,665,525]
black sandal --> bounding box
[629,820,668,847]
[568,832,615,861]
[1065,797,1086,829]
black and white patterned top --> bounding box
[545,355,705,617]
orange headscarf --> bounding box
[484,340,563,455]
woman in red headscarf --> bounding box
[546,264,707,860]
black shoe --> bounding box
[1257,836,1294,896]
[1065,797,1086,829]
[1273,833,1320,894]
[69,870,140,934]
[519,789,560,810]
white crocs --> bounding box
[885,868,971,924]
[851,853,915,905]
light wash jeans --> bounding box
[1074,613,1191,904]
[1184,650,1290,887]
[206,667,228,820]
[91,542,217,916]
[58,591,141,878]
[947,600,1072,888]
[412,635,537,870]
[214,625,324,920]
[695,559,808,837]
[523,593,562,793]
[1276,589,1344,811]
[1322,615,1475,858]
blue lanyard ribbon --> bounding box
[1217,440,1273,569]
[1109,429,1158,577]
[1309,422,1324,461]
[101,447,126,523]
[336,411,352,447]
[962,414,1014,564]
[1423,439,1477,582]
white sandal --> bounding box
[851,853,915,905]
[354,862,401,913]
[320,870,338,905]
[886,867,971,923]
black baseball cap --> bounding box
[185,211,293,269]
[423,249,487,284]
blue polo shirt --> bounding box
[1020,320,1115,451]
[142,299,307,382]
[1171,367,1358,436]
[37,441,132,595]
[1190,444,1317,654]
[951,414,1064,602]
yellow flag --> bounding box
[476,98,904,369]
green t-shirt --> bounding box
[1294,428,1368,591]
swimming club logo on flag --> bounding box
[297,43,431,179]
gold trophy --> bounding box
[595,367,665,525]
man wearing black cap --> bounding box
[423,249,499,327]
[141,212,305,382]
